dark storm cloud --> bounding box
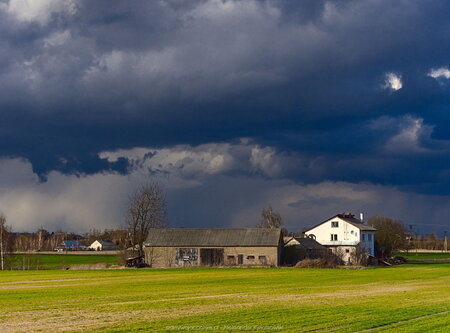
[1,0,450,194]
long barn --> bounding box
[144,228,283,268]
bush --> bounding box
[295,253,343,268]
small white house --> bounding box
[89,240,117,251]
[304,213,376,263]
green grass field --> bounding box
[9,253,119,270]
[0,264,449,332]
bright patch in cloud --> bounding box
[4,0,77,24]
[428,67,450,79]
[383,72,402,91]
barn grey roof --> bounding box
[145,228,282,247]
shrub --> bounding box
[295,253,343,268]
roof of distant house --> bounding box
[145,228,282,247]
[96,240,116,246]
[63,240,82,247]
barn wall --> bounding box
[144,246,279,268]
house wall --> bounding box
[305,217,361,246]
[359,232,375,256]
[329,246,355,263]
[144,246,279,268]
[89,241,102,250]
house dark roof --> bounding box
[145,228,282,247]
[97,240,116,246]
[304,213,377,232]
[284,237,327,250]
[342,218,377,231]
[294,237,327,250]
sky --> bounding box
[0,0,450,235]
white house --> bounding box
[89,240,117,251]
[304,213,376,263]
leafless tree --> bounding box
[0,213,12,270]
[0,213,5,270]
[256,206,282,229]
[126,182,168,256]
[368,215,407,257]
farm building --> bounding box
[304,213,376,263]
[89,240,117,251]
[144,228,283,268]
[282,236,329,265]
[54,240,85,251]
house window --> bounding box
[258,256,266,260]
[362,234,366,241]
[345,249,350,253]
[351,230,354,235]
[247,255,255,260]
[368,234,372,241]
[330,234,338,241]
[331,221,339,228]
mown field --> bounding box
[9,253,119,270]
[0,263,449,332]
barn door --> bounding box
[200,248,224,266]
[237,254,243,265]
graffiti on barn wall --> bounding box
[176,248,198,266]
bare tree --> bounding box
[0,213,11,270]
[368,215,407,258]
[0,213,5,270]
[256,206,282,229]
[126,182,168,256]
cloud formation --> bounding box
[1,143,449,234]
[0,0,449,233]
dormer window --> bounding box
[331,221,339,228]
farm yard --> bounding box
[0,263,449,332]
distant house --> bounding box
[304,213,376,263]
[54,240,85,252]
[89,240,118,251]
[282,236,329,265]
[144,228,283,268]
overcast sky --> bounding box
[1,0,450,234]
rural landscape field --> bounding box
[1,261,449,332]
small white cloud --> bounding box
[383,72,402,91]
[428,67,450,79]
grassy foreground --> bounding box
[0,264,449,332]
